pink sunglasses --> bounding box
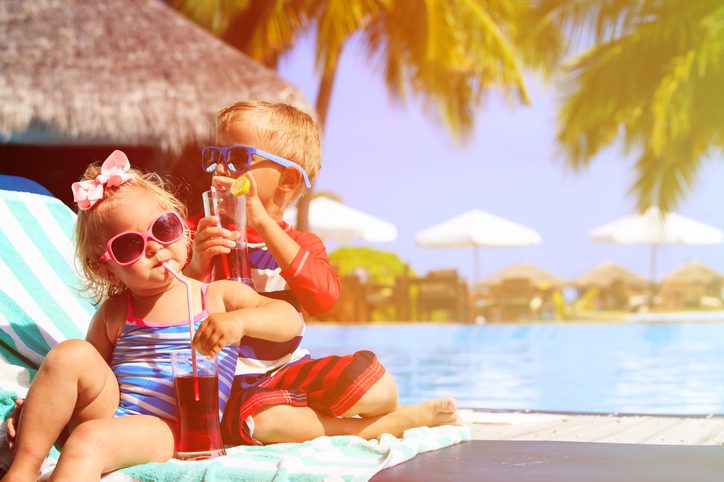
[100,211,185,266]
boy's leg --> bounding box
[51,415,175,481]
[252,398,460,444]
[340,371,398,417]
[3,340,120,481]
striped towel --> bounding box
[0,189,94,369]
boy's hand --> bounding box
[5,398,24,449]
[212,174,274,231]
[193,312,245,358]
[186,216,238,280]
[243,173,275,230]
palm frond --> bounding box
[314,0,381,75]
[173,0,251,35]
[556,0,724,211]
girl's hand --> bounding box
[185,216,238,281]
[192,312,245,358]
[6,398,24,449]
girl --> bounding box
[3,150,301,481]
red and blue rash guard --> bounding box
[188,215,341,377]
[246,221,340,317]
[234,221,341,376]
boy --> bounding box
[184,101,339,316]
[186,101,459,445]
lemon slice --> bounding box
[230,176,250,197]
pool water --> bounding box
[303,322,724,415]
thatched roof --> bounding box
[0,0,312,154]
[572,261,648,289]
[480,262,566,288]
[662,260,723,286]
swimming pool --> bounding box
[303,322,724,415]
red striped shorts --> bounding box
[220,350,385,445]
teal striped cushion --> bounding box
[0,190,95,369]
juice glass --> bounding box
[202,189,253,286]
[170,351,226,460]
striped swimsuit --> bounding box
[111,284,237,421]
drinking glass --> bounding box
[170,351,226,460]
[202,189,253,286]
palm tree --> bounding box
[540,0,724,212]
[174,0,564,229]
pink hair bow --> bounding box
[72,150,134,210]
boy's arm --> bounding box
[256,217,341,315]
[193,280,303,358]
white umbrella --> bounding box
[589,206,724,283]
[414,209,542,282]
[285,197,397,243]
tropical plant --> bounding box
[329,246,413,322]
[329,246,413,286]
[540,0,724,212]
[174,0,564,229]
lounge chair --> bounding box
[413,269,469,322]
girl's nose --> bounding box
[146,239,162,256]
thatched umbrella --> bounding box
[480,262,565,289]
[0,0,312,153]
[662,260,723,286]
[660,260,724,309]
[572,261,648,289]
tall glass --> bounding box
[202,189,253,286]
[170,351,226,460]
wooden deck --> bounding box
[464,409,724,445]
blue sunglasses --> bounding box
[201,145,311,188]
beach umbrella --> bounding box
[414,209,542,282]
[0,0,312,154]
[589,206,724,283]
[285,197,397,244]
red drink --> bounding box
[174,375,226,460]
[211,246,254,287]
[203,189,254,288]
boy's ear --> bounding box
[278,166,304,192]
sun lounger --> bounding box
[0,185,467,480]
[373,439,724,482]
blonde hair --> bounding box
[74,163,187,303]
[216,101,322,191]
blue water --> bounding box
[303,322,724,415]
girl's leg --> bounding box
[3,340,119,481]
[252,397,460,444]
[50,415,175,482]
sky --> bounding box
[275,35,724,285]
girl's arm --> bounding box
[85,298,122,363]
[193,280,302,358]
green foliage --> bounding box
[174,0,564,143]
[545,0,724,212]
[329,246,414,286]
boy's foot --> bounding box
[409,397,461,428]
